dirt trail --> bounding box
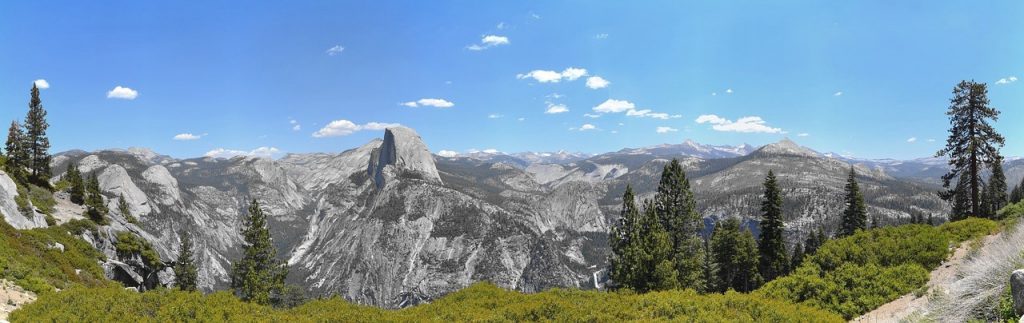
[853,234,999,323]
[0,279,36,322]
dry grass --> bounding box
[930,221,1024,322]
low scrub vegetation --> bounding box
[757,218,999,319]
[12,282,843,322]
[0,220,110,294]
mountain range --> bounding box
[2,126,1020,308]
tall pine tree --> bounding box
[653,159,706,291]
[987,158,1008,216]
[936,80,1005,218]
[174,232,199,292]
[23,83,51,182]
[758,170,788,282]
[709,218,761,292]
[608,187,678,292]
[1011,177,1024,204]
[609,185,641,290]
[4,121,28,181]
[839,166,868,237]
[65,164,85,205]
[230,199,289,305]
[84,173,108,224]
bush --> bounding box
[939,217,1000,243]
[808,224,951,273]
[0,220,110,294]
[13,282,845,322]
[26,184,55,215]
[998,201,1024,220]
[114,231,162,269]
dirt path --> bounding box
[0,279,36,322]
[853,234,999,323]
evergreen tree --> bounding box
[936,80,1005,218]
[23,83,51,182]
[84,173,108,224]
[839,167,868,237]
[709,218,761,292]
[980,184,992,218]
[4,121,28,181]
[118,193,138,224]
[230,199,289,305]
[987,158,1008,216]
[1011,177,1024,204]
[609,185,641,290]
[653,159,706,291]
[790,243,805,271]
[758,170,789,282]
[174,232,199,291]
[66,164,85,205]
[609,187,678,292]
[804,228,825,255]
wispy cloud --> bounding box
[312,120,400,138]
[289,119,301,131]
[585,76,610,89]
[578,124,596,131]
[834,91,843,96]
[695,114,783,134]
[34,79,49,89]
[797,133,810,137]
[107,86,139,100]
[467,35,509,51]
[592,99,679,119]
[594,33,609,39]
[996,76,1018,85]
[205,147,280,159]
[326,45,345,56]
[656,126,678,134]
[488,113,503,119]
[517,67,588,83]
[725,88,734,94]
[401,98,454,108]
[173,133,201,141]
[437,150,460,158]
[907,137,917,143]
[544,102,569,114]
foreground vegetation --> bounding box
[756,218,999,319]
[11,282,843,322]
[0,219,110,294]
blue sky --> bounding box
[1,1,1021,159]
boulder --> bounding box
[1011,269,1024,315]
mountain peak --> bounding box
[368,126,442,187]
[756,138,819,158]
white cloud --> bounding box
[585,76,610,89]
[579,124,596,131]
[517,117,525,121]
[656,126,678,134]
[711,92,717,96]
[695,114,783,133]
[594,33,609,39]
[545,103,569,114]
[326,45,345,56]
[725,88,734,94]
[204,147,281,159]
[547,93,564,99]
[488,114,503,119]
[996,76,1018,85]
[467,35,509,51]
[834,91,843,96]
[497,22,507,29]
[173,133,201,140]
[401,98,454,108]
[583,113,601,118]
[516,67,588,83]
[907,137,917,143]
[593,99,635,113]
[106,86,139,100]
[927,138,936,142]
[797,133,810,137]
[289,119,301,131]
[437,150,460,158]
[312,119,400,138]
[34,79,49,89]
[482,149,500,154]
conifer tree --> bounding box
[1011,178,1024,204]
[609,185,641,289]
[609,187,678,292]
[936,80,1005,218]
[84,173,108,224]
[709,218,761,292]
[231,199,289,305]
[117,193,138,224]
[653,159,706,291]
[758,170,788,282]
[174,232,199,291]
[66,164,85,204]
[4,121,28,181]
[987,158,1008,215]
[23,83,51,182]
[790,243,805,271]
[839,167,867,237]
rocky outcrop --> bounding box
[0,171,46,230]
[1011,269,1024,316]
[98,165,151,216]
[368,127,442,188]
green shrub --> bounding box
[940,217,1000,243]
[114,231,162,269]
[808,224,950,272]
[26,184,55,215]
[0,220,110,294]
[998,201,1024,221]
[13,282,845,322]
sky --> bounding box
[1,1,1022,160]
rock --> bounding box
[48,242,64,253]
[1011,269,1024,315]
[142,165,181,206]
[98,164,152,216]
[103,260,145,288]
[0,171,47,229]
[368,126,442,187]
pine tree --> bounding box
[987,158,1008,216]
[609,185,641,290]
[639,199,679,292]
[118,193,139,224]
[790,243,805,271]
[66,164,85,205]
[758,170,789,282]
[231,199,289,305]
[1011,178,1024,204]
[709,218,761,292]
[174,232,199,291]
[653,159,706,291]
[4,121,28,181]
[609,187,678,292]
[980,184,992,218]
[936,80,1005,218]
[839,166,867,237]
[84,173,108,224]
[23,83,51,183]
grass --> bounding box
[0,219,111,294]
[12,282,844,322]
